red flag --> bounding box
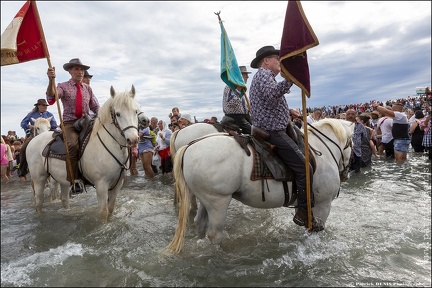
[279,1,319,97]
[1,1,48,66]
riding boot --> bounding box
[66,158,82,194]
[293,189,323,231]
[293,208,324,232]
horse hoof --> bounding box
[310,218,325,232]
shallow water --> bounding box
[1,152,431,287]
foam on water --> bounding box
[1,242,89,286]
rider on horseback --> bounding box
[249,45,321,230]
[46,58,100,194]
[19,99,58,181]
[222,66,253,135]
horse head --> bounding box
[338,120,355,181]
[103,85,140,146]
[31,116,52,136]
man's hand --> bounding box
[47,67,56,79]
[290,109,300,118]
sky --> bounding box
[1,1,431,136]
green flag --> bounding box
[219,18,246,96]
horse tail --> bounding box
[166,144,190,254]
[169,129,179,159]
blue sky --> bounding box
[1,1,431,136]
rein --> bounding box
[95,108,137,190]
[307,122,352,178]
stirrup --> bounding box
[70,179,84,195]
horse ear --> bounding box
[47,116,53,121]
[110,86,116,98]
[130,85,135,98]
[31,117,36,122]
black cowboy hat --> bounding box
[34,99,49,106]
[84,70,93,78]
[250,45,280,69]
[63,58,90,71]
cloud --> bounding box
[1,1,431,135]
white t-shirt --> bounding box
[377,117,393,143]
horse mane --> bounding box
[91,89,138,138]
[309,118,353,142]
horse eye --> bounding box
[116,112,120,117]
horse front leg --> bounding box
[107,180,123,215]
[95,183,110,223]
[59,184,70,209]
[32,178,46,215]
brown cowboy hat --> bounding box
[250,45,280,69]
[84,70,93,78]
[63,58,90,71]
[239,66,251,74]
[34,99,49,106]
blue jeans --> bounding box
[394,138,410,152]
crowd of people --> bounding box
[1,56,430,187]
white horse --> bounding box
[31,116,60,202]
[170,123,219,158]
[26,85,143,222]
[166,119,354,253]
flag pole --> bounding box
[300,89,312,231]
[32,0,76,184]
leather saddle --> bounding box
[42,114,96,161]
[229,122,318,206]
[246,122,317,182]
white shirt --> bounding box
[377,116,393,143]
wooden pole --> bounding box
[33,0,75,183]
[300,89,312,231]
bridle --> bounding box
[307,122,353,179]
[109,107,139,143]
[95,106,138,190]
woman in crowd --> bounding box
[137,125,155,178]
[1,136,14,178]
[155,120,173,174]
[420,113,431,160]
[1,136,11,182]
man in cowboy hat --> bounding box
[82,70,93,85]
[82,70,99,109]
[46,58,100,193]
[222,65,252,134]
[249,45,322,231]
[18,98,58,181]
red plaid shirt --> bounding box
[47,79,99,121]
